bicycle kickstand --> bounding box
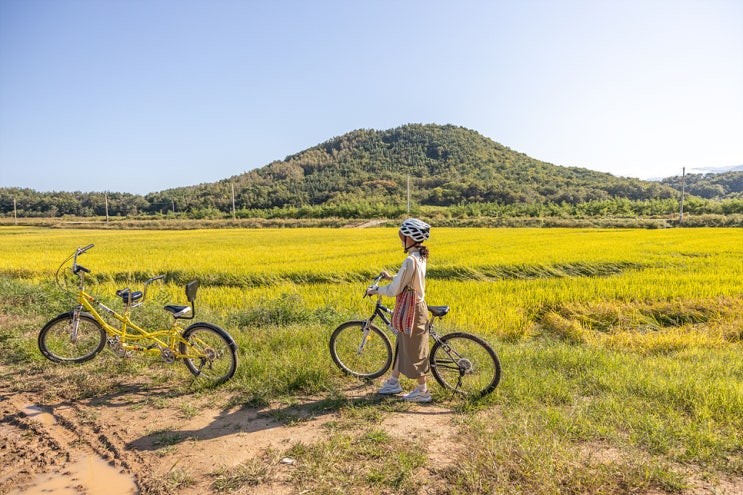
[187,360,207,388]
[449,376,467,403]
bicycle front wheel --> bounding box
[329,321,392,379]
[430,332,501,398]
[38,312,107,363]
[180,323,238,384]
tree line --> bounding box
[661,171,743,200]
[2,124,742,219]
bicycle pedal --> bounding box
[160,348,176,364]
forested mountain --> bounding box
[661,171,743,199]
[146,124,677,212]
[0,123,730,219]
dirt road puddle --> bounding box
[10,454,139,495]
[11,405,139,495]
[20,405,58,426]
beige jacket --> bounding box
[377,251,426,302]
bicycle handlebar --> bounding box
[72,244,95,275]
[77,244,94,254]
[141,274,165,302]
[363,273,386,299]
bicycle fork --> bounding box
[70,305,83,343]
[357,320,374,354]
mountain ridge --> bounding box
[145,124,678,211]
[2,123,741,217]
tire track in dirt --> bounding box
[0,401,69,494]
[1,371,463,495]
[1,392,141,495]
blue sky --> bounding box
[1,0,741,195]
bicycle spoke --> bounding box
[38,313,106,363]
[430,333,501,397]
[180,325,237,384]
[330,321,392,379]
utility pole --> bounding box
[406,175,411,215]
[231,183,236,220]
[105,192,110,222]
[679,167,686,225]
[13,198,17,225]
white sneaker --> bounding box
[402,387,432,403]
[378,378,402,395]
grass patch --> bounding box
[494,340,743,475]
[286,427,427,494]
[212,455,277,491]
[149,467,195,493]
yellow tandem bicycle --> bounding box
[38,244,238,384]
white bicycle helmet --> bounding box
[399,218,431,243]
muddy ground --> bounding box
[1,362,741,495]
[0,364,460,495]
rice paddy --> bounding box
[3,226,742,339]
[1,225,742,494]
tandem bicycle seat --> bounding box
[163,280,199,320]
[116,288,143,304]
[164,304,191,318]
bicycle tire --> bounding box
[430,332,501,398]
[329,320,393,379]
[180,323,238,384]
[38,312,107,363]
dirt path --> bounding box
[342,219,386,228]
[0,371,458,495]
[2,364,740,495]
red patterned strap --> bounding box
[392,287,417,335]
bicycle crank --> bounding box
[108,336,129,358]
[160,348,176,364]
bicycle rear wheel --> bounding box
[180,323,238,384]
[329,321,392,379]
[38,312,106,363]
[430,332,501,398]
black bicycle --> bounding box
[329,274,501,398]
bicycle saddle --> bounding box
[116,288,143,304]
[164,305,191,318]
[428,305,450,317]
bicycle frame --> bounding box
[361,279,474,381]
[361,296,445,351]
[75,291,196,358]
[68,262,205,361]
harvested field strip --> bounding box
[1,260,650,288]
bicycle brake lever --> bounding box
[363,274,384,298]
[363,283,379,299]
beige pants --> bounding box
[394,300,429,379]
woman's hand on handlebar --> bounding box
[364,271,392,297]
[365,277,380,297]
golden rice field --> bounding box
[2,226,743,494]
[2,225,743,346]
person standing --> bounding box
[366,218,432,402]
